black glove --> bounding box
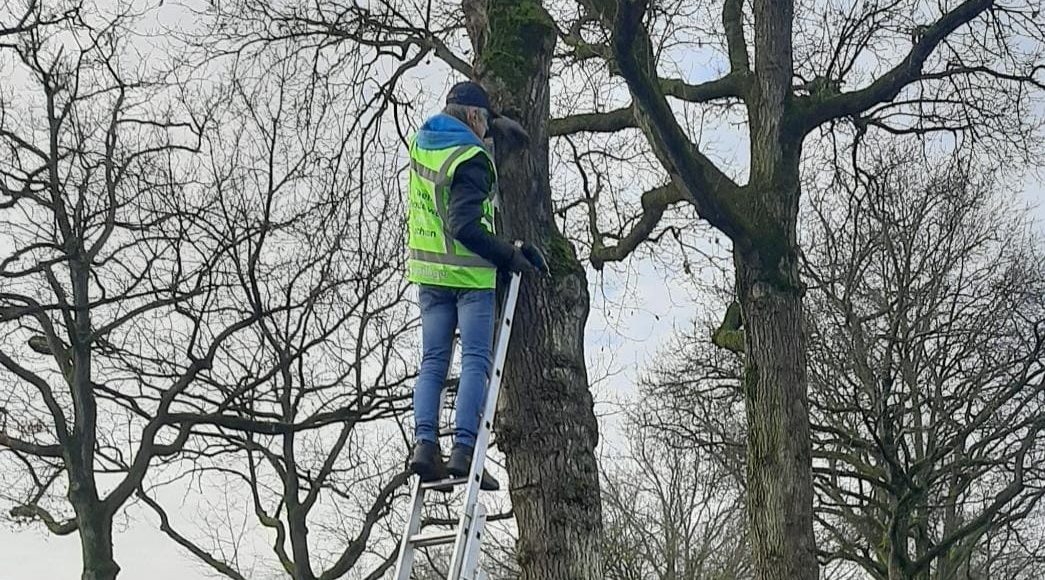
[506,247,538,274]
[504,241,549,276]
[520,242,550,276]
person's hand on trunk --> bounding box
[506,241,549,276]
[489,116,530,149]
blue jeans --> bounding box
[413,285,495,449]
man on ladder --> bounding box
[405,81,547,492]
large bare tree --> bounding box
[0,7,258,579]
[123,21,428,580]
[0,5,380,578]
[549,1,1045,577]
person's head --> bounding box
[443,81,494,139]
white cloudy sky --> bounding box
[1,1,1043,579]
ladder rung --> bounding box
[421,476,467,491]
[409,531,457,548]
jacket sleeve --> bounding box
[447,155,516,269]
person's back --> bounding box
[405,81,547,490]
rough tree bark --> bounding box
[463,1,605,577]
[75,503,118,580]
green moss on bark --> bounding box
[711,302,746,353]
[480,1,555,96]
[546,230,583,278]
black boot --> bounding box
[446,444,500,491]
[409,440,447,482]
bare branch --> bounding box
[801,0,994,129]
[0,1,79,39]
[589,182,686,268]
[580,0,749,244]
[137,489,248,580]
[0,350,70,444]
[662,73,748,103]
[9,503,78,535]
[551,106,635,136]
[319,471,411,580]
[723,0,750,73]
[104,313,261,510]
[0,432,62,457]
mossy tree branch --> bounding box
[711,301,745,354]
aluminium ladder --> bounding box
[393,271,522,580]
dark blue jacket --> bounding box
[415,114,515,269]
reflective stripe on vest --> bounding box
[408,248,493,267]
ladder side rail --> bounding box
[458,503,489,580]
[446,273,521,579]
[392,478,426,580]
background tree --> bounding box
[601,405,750,580]
[1,4,414,578]
[636,141,1045,580]
[805,141,1045,580]
[0,6,265,579]
[128,37,421,579]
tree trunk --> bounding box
[741,101,818,580]
[465,1,605,578]
[69,256,120,580]
[73,501,119,580]
[736,244,818,580]
[740,1,819,578]
[68,466,119,580]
